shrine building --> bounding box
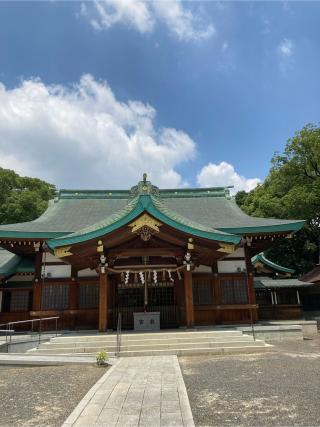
[0,175,305,331]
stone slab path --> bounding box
[62,355,194,427]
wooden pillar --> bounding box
[107,277,114,328]
[99,271,108,332]
[244,244,258,321]
[69,266,78,329]
[184,270,194,327]
[212,261,221,324]
[70,267,78,310]
[32,249,43,311]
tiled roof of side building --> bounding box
[0,249,20,277]
[0,184,305,239]
[254,278,313,289]
[0,249,34,277]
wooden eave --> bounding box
[48,218,235,271]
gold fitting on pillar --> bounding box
[97,240,104,253]
[187,238,194,250]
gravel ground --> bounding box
[0,364,107,427]
[179,335,320,427]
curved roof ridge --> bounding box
[0,199,56,229]
[55,186,232,200]
[252,252,295,274]
[215,198,305,233]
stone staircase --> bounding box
[29,329,272,357]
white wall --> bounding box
[218,260,246,274]
[42,253,62,263]
[225,248,245,258]
[42,265,71,278]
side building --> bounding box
[0,176,305,331]
[252,252,312,320]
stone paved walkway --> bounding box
[62,355,194,427]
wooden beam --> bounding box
[99,271,108,332]
[184,270,194,327]
[107,247,184,258]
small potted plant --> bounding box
[96,350,108,366]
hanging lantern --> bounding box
[177,270,182,280]
[168,270,174,282]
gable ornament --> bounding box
[129,214,162,241]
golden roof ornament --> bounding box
[129,213,162,241]
[130,173,159,197]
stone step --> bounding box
[41,335,255,349]
[34,339,267,354]
[70,344,273,357]
[29,327,272,357]
[50,330,244,343]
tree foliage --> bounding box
[0,168,55,224]
[236,124,320,274]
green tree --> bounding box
[237,124,320,274]
[0,168,55,224]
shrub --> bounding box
[96,350,108,366]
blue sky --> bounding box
[0,1,319,192]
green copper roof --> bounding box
[0,249,20,277]
[252,252,295,274]
[163,197,304,234]
[0,178,305,241]
[48,193,240,249]
[0,249,35,277]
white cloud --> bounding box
[278,38,294,57]
[86,0,155,33]
[0,75,196,189]
[197,161,261,194]
[152,1,215,41]
[81,0,215,41]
